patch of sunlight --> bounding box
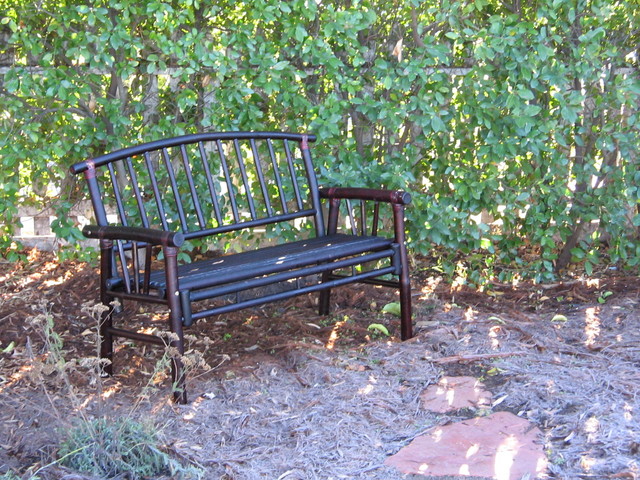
[325,318,347,350]
[101,385,119,400]
[138,327,160,336]
[466,443,480,458]
[358,374,378,395]
[358,383,375,395]
[584,416,600,443]
[489,325,505,349]
[444,386,456,406]
[586,278,600,288]
[420,277,442,296]
[584,307,601,347]
[580,455,596,472]
[464,306,476,322]
[0,363,34,395]
[495,434,520,480]
[5,260,59,292]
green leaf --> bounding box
[480,237,492,250]
[272,60,289,71]
[1,341,16,354]
[597,291,613,304]
[381,302,402,317]
[294,25,307,42]
[517,88,534,100]
[431,116,446,132]
[367,323,390,336]
[584,261,593,276]
[560,106,578,124]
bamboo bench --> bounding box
[70,132,412,403]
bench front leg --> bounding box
[393,202,413,340]
[99,238,115,376]
[164,245,187,404]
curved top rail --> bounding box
[69,131,317,174]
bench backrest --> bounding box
[70,132,325,242]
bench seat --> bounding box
[145,233,397,325]
[151,233,394,291]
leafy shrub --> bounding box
[1,0,638,282]
[0,472,25,480]
[58,416,201,479]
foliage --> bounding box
[0,472,27,480]
[367,323,391,337]
[1,0,638,282]
[58,416,201,479]
[13,301,204,479]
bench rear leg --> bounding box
[318,271,332,316]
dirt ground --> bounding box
[0,250,639,479]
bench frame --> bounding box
[70,132,412,403]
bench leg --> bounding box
[318,272,332,316]
[98,302,114,376]
[399,270,413,340]
[394,203,413,340]
[164,246,188,404]
[170,339,187,404]
[99,240,114,376]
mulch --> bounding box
[1,250,639,479]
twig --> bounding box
[537,279,583,290]
[432,352,527,364]
[347,463,385,475]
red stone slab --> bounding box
[385,411,548,479]
[420,376,493,413]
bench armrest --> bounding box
[319,187,411,205]
[82,225,185,248]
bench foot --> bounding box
[165,245,188,404]
[318,272,332,315]
[99,303,114,377]
[399,281,413,340]
[171,357,188,404]
[173,390,188,404]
